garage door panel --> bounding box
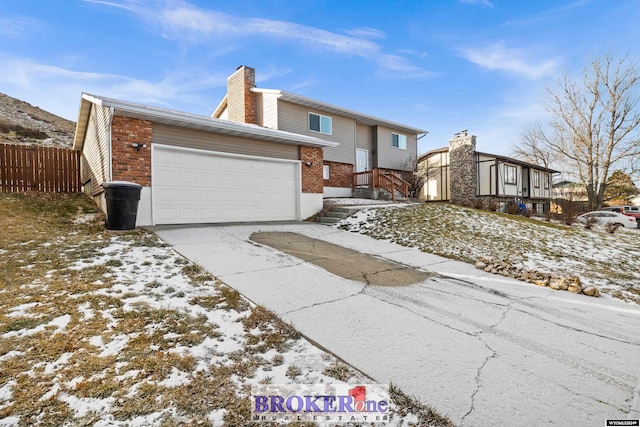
[152,145,299,225]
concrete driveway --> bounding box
[155,223,640,427]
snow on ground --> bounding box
[336,203,640,304]
[1,228,440,426]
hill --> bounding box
[337,202,640,304]
[0,92,75,148]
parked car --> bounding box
[601,205,640,227]
[576,211,639,229]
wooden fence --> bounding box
[0,144,81,193]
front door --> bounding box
[356,149,369,172]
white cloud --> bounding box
[0,54,227,120]
[84,0,432,77]
[459,41,560,79]
[343,27,386,40]
[0,16,43,38]
[459,0,494,7]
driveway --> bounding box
[154,223,640,427]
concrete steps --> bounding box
[317,206,361,225]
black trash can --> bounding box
[103,181,142,230]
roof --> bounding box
[73,93,339,151]
[418,146,559,174]
[251,88,427,136]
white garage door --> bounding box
[152,144,300,225]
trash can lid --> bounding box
[102,181,142,188]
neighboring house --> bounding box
[73,93,337,226]
[212,66,427,199]
[418,130,558,213]
[630,195,640,206]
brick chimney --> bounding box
[449,130,477,206]
[227,65,256,124]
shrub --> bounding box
[583,216,598,229]
[605,222,621,234]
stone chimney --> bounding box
[449,130,477,206]
[227,65,256,124]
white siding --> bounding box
[529,170,553,198]
[277,100,355,165]
[375,126,417,171]
[419,151,449,201]
[255,92,279,129]
[490,161,522,196]
[81,104,111,197]
[152,123,298,161]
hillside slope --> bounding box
[338,202,640,304]
[0,93,75,148]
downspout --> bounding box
[107,106,114,181]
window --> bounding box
[309,113,332,135]
[544,174,550,189]
[504,164,517,185]
[391,133,407,150]
[533,171,540,188]
[323,165,330,180]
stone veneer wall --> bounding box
[449,131,477,206]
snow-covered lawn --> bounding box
[0,193,449,426]
[336,202,640,304]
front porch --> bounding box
[352,169,410,201]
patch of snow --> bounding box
[158,368,191,387]
[58,393,114,419]
[0,380,16,401]
[6,302,39,317]
[2,313,71,338]
[44,352,73,375]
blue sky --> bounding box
[1,0,638,156]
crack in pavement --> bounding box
[517,364,630,413]
[460,300,515,425]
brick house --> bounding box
[212,66,428,199]
[418,130,558,213]
[73,93,337,226]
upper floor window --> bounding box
[544,174,550,189]
[533,171,540,188]
[391,133,407,150]
[309,113,332,135]
[504,164,517,185]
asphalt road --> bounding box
[155,222,640,427]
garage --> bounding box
[152,144,300,225]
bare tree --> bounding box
[519,52,640,210]
[512,124,555,169]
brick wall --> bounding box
[324,161,353,188]
[300,146,323,193]
[111,116,152,186]
[227,65,256,124]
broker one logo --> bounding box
[251,384,389,424]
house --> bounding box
[630,195,640,206]
[418,130,558,213]
[212,66,427,199]
[73,93,338,226]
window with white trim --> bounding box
[504,164,517,185]
[309,113,332,135]
[323,165,330,180]
[391,133,407,150]
[544,174,550,189]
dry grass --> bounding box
[0,193,451,426]
[340,202,640,303]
